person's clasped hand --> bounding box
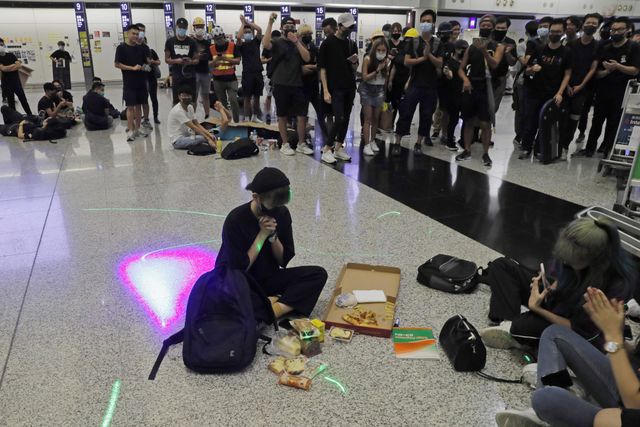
[259,216,277,238]
[583,287,625,338]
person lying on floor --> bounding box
[496,287,640,427]
[215,167,327,319]
[82,81,113,131]
[167,86,218,150]
[0,105,66,140]
[480,217,635,350]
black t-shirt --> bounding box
[527,44,572,97]
[302,42,319,87]
[114,42,149,89]
[271,38,303,87]
[164,36,197,81]
[262,47,274,77]
[318,34,358,91]
[0,52,20,85]
[37,95,58,114]
[442,55,463,95]
[193,37,211,74]
[493,36,516,78]
[390,40,410,84]
[238,36,263,74]
[50,49,72,69]
[466,41,498,85]
[59,90,73,102]
[406,36,444,88]
[439,41,456,81]
[82,91,110,116]
[216,202,295,282]
[567,38,598,86]
[597,40,640,94]
[525,38,543,57]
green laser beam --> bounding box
[323,375,347,395]
[101,379,121,427]
[376,211,401,219]
[141,239,222,260]
[83,208,227,218]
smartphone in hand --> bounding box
[540,263,551,289]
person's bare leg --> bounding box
[272,301,294,318]
[480,121,492,154]
[594,409,622,427]
[143,103,149,121]
[463,121,475,151]
[362,105,372,146]
[126,106,135,132]
[202,94,210,117]
[296,116,306,146]
[277,116,288,146]
[370,107,381,145]
[252,96,262,118]
[134,105,142,131]
[244,97,251,118]
[264,96,272,116]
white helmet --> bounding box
[212,25,225,38]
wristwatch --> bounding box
[268,232,278,243]
[604,341,622,354]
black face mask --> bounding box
[493,30,507,42]
[583,26,597,36]
[549,34,562,44]
[479,28,492,38]
[391,33,401,40]
[611,33,626,43]
[301,35,312,44]
[260,203,279,217]
[440,34,450,42]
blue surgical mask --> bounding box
[138,31,145,40]
[177,28,187,38]
[537,27,549,38]
[419,22,433,34]
[244,33,254,42]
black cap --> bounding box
[245,167,290,194]
[454,39,469,50]
[281,16,295,27]
[176,17,189,28]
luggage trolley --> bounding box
[618,148,640,217]
[598,80,640,178]
[576,206,640,258]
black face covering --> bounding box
[479,28,492,38]
[493,30,507,42]
[301,35,312,44]
[391,33,401,40]
[583,26,597,36]
[440,34,450,42]
[260,203,279,217]
[549,34,562,43]
[611,33,626,43]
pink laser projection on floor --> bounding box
[118,246,217,329]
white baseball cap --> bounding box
[337,13,355,28]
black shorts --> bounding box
[123,86,148,107]
[567,90,588,120]
[241,72,264,98]
[273,85,306,118]
[461,82,491,123]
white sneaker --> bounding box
[334,147,351,161]
[626,298,640,320]
[560,149,568,161]
[522,363,538,389]
[496,408,548,427]
[126,131,136,142]
[138,127,150,137]
[296,144,314,155]
[480,321,523,349]
[142,119,153,130]
[280,143,295,156]
[363,143,376,156]
[371,142,380,152]
[321,150,337,164]
[251,115,265,124]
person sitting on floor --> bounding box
[496,287,640,427]
[479,217,635,350]
[90,77,121,119]
[37,82,75,129]
[82,81,113,131]
[215,167,327,319]
[167,86,218,150]
[52,79,73,104]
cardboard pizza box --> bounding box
[323,263,401,338]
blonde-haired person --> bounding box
[480,217,636,350]
[358,37,390,156]
[298,24,328,151]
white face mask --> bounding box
[376,52,387,61]
[138,31,145,40]
[58,45,65,51]
[195,28,205,37]
[0,45,6,54]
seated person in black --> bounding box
[37,82,75,128]
[82,81,113,131]
[52,79,73,104]
[216,167,327,319]
[91,77,121,119]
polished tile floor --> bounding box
[0,84,620,425]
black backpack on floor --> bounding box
[221,137,259,160]
[148,267,275,379]
[417,254,479,294]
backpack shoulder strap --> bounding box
[148,329,184,380]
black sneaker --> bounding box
[446,141,459,151]
[455,150,471,161]
[154,117,161,124]
[431,130,440,138]
[414,143,423,155]
[489,141,495,147]
[391,144,402,156]
[518,150,532,160]
[424,139,434,147]
[572,149,593,158]
[482,153,493,167]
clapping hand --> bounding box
[583,287,625,340]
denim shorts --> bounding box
[358,82,385,108]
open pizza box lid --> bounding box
[323,263,401,338]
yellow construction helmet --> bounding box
[404,28,419,38]
[193,17,205,26]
